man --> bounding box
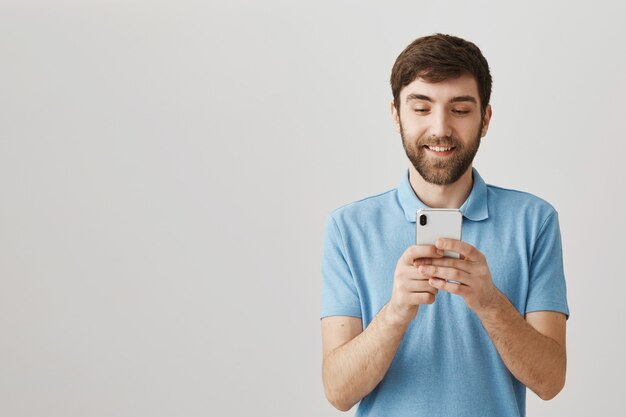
[320,34,569,417]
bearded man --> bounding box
[320,34,569,417]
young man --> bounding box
[320,34,569,416]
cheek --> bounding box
[461,117,483,136]
[400,121,428,140]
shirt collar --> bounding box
[397,167,489,222]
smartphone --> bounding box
[416,208,463,283]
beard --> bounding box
[400,122,482,185]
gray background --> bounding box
[1,0,624,416]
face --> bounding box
[391,74,491,185]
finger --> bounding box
[401,263,444,282]
[396,267,439,286]
[395,283,438,303]
[428,257,472,274]
[398,263,433,278]
[418,265,468,285]
[413,258,433,268]
[429,278,467,295]
[403,291,437,305]
[435,239,483,262]
[403,279,439,295]
[401,245,444,266]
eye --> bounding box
[452,109,470,115]
[414,108,429,113]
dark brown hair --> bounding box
[390,34,492,117]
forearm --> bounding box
[477,290,566,400]
[322,303,411,411]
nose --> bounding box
[429,109,452,138]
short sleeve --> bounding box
[525,210,570,318]
[320,215,362,319]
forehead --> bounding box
[400,74,480,104]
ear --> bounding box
[480,104,492,137]
[391,100,400,133]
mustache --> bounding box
[419,136,461,148]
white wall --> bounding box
[1,0,624,416]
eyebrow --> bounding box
[405,94,477,104]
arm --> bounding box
[321,245,444,411]
[321,305,410,411]
[476,293,567,400]
[421,238,567,400]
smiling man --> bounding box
[320,34,569,417]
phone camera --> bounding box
[419,214,427,226]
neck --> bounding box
[408,164,474,209]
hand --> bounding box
[416,238,499,315]
[388,245,445,324]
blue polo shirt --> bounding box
[320,168,569,417]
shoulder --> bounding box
[327,188,398,230]
[485,183,559,230]
[487,183,557,212]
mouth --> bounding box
[423,145,456,156]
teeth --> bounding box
[428,146,452,152]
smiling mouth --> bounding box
[423,145,456,153]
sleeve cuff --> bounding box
[525,301,570,320]
[320,304,362,320]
